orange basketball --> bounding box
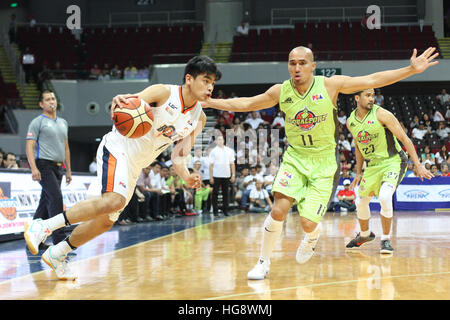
[113,97,154,138]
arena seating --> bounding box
[230,23,440,62]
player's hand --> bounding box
[110,94,138,120]
[187,173,202,190]
[31,168,41,181]
[410,47,439,74]
[415,164,434,181]
[349,174,362,191]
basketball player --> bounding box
[345,89,433,253]
[202,46,438,280]
[24,56,222,280]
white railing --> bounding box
[108,10,202,27]
[1,27,25,93]
[271,5,418,25]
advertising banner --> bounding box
[0,170,96,237]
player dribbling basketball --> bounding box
[24,56,221,280]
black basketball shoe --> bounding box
[345,231,376,250]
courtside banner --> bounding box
[394,177,450,210]
[0,170,96,236]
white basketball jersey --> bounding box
[108,85,203,169]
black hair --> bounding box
[151,161,161,167]
[39,90,54,102]
[183,55,222,83]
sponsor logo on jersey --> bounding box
[356,130,379,144]
[279,177,289,187]
[312,94,324,101]
[289,107,328,131]
[165,106,174,115]
[157,125,177,138]
[119,181,127,189]
[168,102,177,109]
[283,97,293,103]
[367,120,375,125]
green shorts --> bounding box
[359,152,407,198]
[271,147,339,223]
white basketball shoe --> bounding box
[24,219,52,255]
[42,246,77,281]
[247,259,270,280]
[296,223,322,264]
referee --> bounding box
[25,90,72,248]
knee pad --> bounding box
[356,196,371,220]
[379,182,395,219]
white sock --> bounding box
[361,230,371,237]
[45,213,67,233]
[381,234,390,241]
[50,240,73,258]
[260,214,284,262]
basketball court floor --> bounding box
[0,210,449,300]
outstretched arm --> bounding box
[326,47,439,95]
[201,84,281,112]
[377,108,434,181]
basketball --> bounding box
[113,97,154,138]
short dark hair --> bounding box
[39,90,54,102]
[183,55,222,83]
[151,161,161,167]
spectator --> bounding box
[136,165,160,222]
[88,156,97,174]
[245,111,265,130]
[37,64,51,92]
[3,152,18,169]
[89,64,101,80]
[410,115,420,129]
[22,47,36,84]
[422,113,434,131]
[436,122,450,140]
[249,178,273,213]
[422,152,435,167]
[405,162,414,176]
[335,179,356,215]
[435,145,450,165]
[263,164,277,195]
[188,147,203,169]
[234,166,249,206]
[339,153,352,176]
[272,111,285,127]
[441,163,450,176]
[236,21,249,36]
[430,164,441,177]
[231,117,245,140]
[209,135,235,216]
[167,166,189,215]
[29,14,36,28]
[433,109,445,122]
[412,122,427,140]
[193,160,211,214]
[436,88,450,106]
[110,64,122,79]
[374,89,384,106]
[241,166,263,209]
[98,69,111,81]
[159,165,172,218]
[421,146,435,163]
[338,133,351,152]
[337,110,347,126]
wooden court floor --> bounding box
[0,211,449,300]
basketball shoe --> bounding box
[42,246,77,280]
[247,259,270,280]
[296,223,322,264]
[24,219,52,255]
[345,231,376,250]
[380,239,394,254]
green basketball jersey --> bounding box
[279,76,338,156]
[348,104,403,161]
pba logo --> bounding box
[0,183,17,221]
[357,130,371,144]
[438,189,450,199]
[157,125,176,138]
[290,107,327,131]
[404,190,429,200]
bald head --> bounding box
[289,46,314,62]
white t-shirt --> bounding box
[209,146,235,178]
[339,139,351,151]
[244,174,264,191]
[250,188,269,201]
[272,116,285,127]
[338,115,347,125]
[149,170,162,189]
[245,117,264,130]
[412,128,427,140]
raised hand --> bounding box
[410,47,439,74]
